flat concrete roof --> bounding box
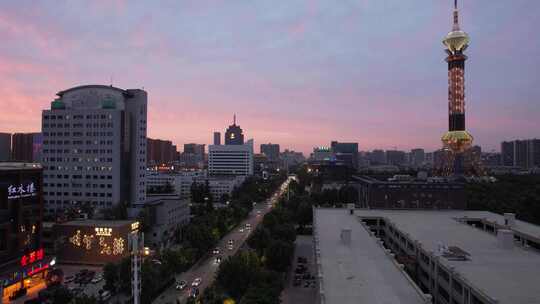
[0,162,42,171]
[314,208,428,304]
[353,209,540,304]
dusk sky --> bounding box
[1,0,539,155]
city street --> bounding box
[153,177,293,304]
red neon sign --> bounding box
[21,248,44,267]
[28,264,49,276]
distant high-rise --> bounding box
[330,141,358,169]
[410,148,425,166]
[369,150,386,165]
[0,133,11,161]
[208,144,253,176]
[386,150,406,166]
[260,143,280,161]
[11,132,43,162]
[224,114,244,145]
[501,139,540,169]
[213,132,221,145]
[41,85,147,213]
[147,138,176,165]
[184,143,205,156]
[440,0,474,175]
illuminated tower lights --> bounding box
[441,0,474,175]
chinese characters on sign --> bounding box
[70,228,125,256]
[7,182,37,200]
[20,248,44,267]
[95,227,112,236]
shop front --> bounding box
[1,248,54,302]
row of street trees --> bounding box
[102,173,287,303]
[467,174,540,225]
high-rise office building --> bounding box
[0,133,11,161]
[184,143,205,156]
[41,85,147,213]
[501,139,540,169]
[330,141,358,169]
[224,115,244,145]
[213,132,221,145]
[0,162,48,299]
[410,148,425,166]
[11,132,43,162]
[440,1,474,175]
[208,144,253,176]
[260,143,280,161]
[147,138,176,165]
[369,149,386,165]
[386,150,406,166]
[501,141,514,166]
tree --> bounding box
[247,227,271,255]
[216,252,261,299]
[103,262,118,293]
[240,286,280,304]
[185,223,216,257]
[264,239,294,272]
[72,294,98,304]
[42,285,72,304]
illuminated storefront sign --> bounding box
[131,222,140,231]
[20,248,44,267]
[7,182,37,200]
[28,264,49,276]
[69,229,125,256]
[95,227,112,236]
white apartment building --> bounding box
[208,144,253,176]
[133,194,190,249]
[146,170,244,202]
[41,85,147,213]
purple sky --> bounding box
[1,0,539,154]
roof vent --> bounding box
[497,229,514,250]
[347,203,355,215]
[503,213,516,227]
[340,228,351,245]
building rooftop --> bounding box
[314,208,429,304]
[353,209,540,304]
[0,162,42,171]
[55,219,135,227]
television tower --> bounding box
[441,0,473,175]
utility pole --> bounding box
[130,231,144,304]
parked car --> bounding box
[100,291,111,301]
[176,280,187,290]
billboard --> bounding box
[54,221,137,265]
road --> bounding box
[153,177,293,304]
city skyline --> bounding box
[1,1,539,154]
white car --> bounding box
[91,277,103,284]
[239,228,244,233]
[191,278,202,287]
[176,280,187,290]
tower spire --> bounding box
[452,0,460,31]
[233,114,236,125]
